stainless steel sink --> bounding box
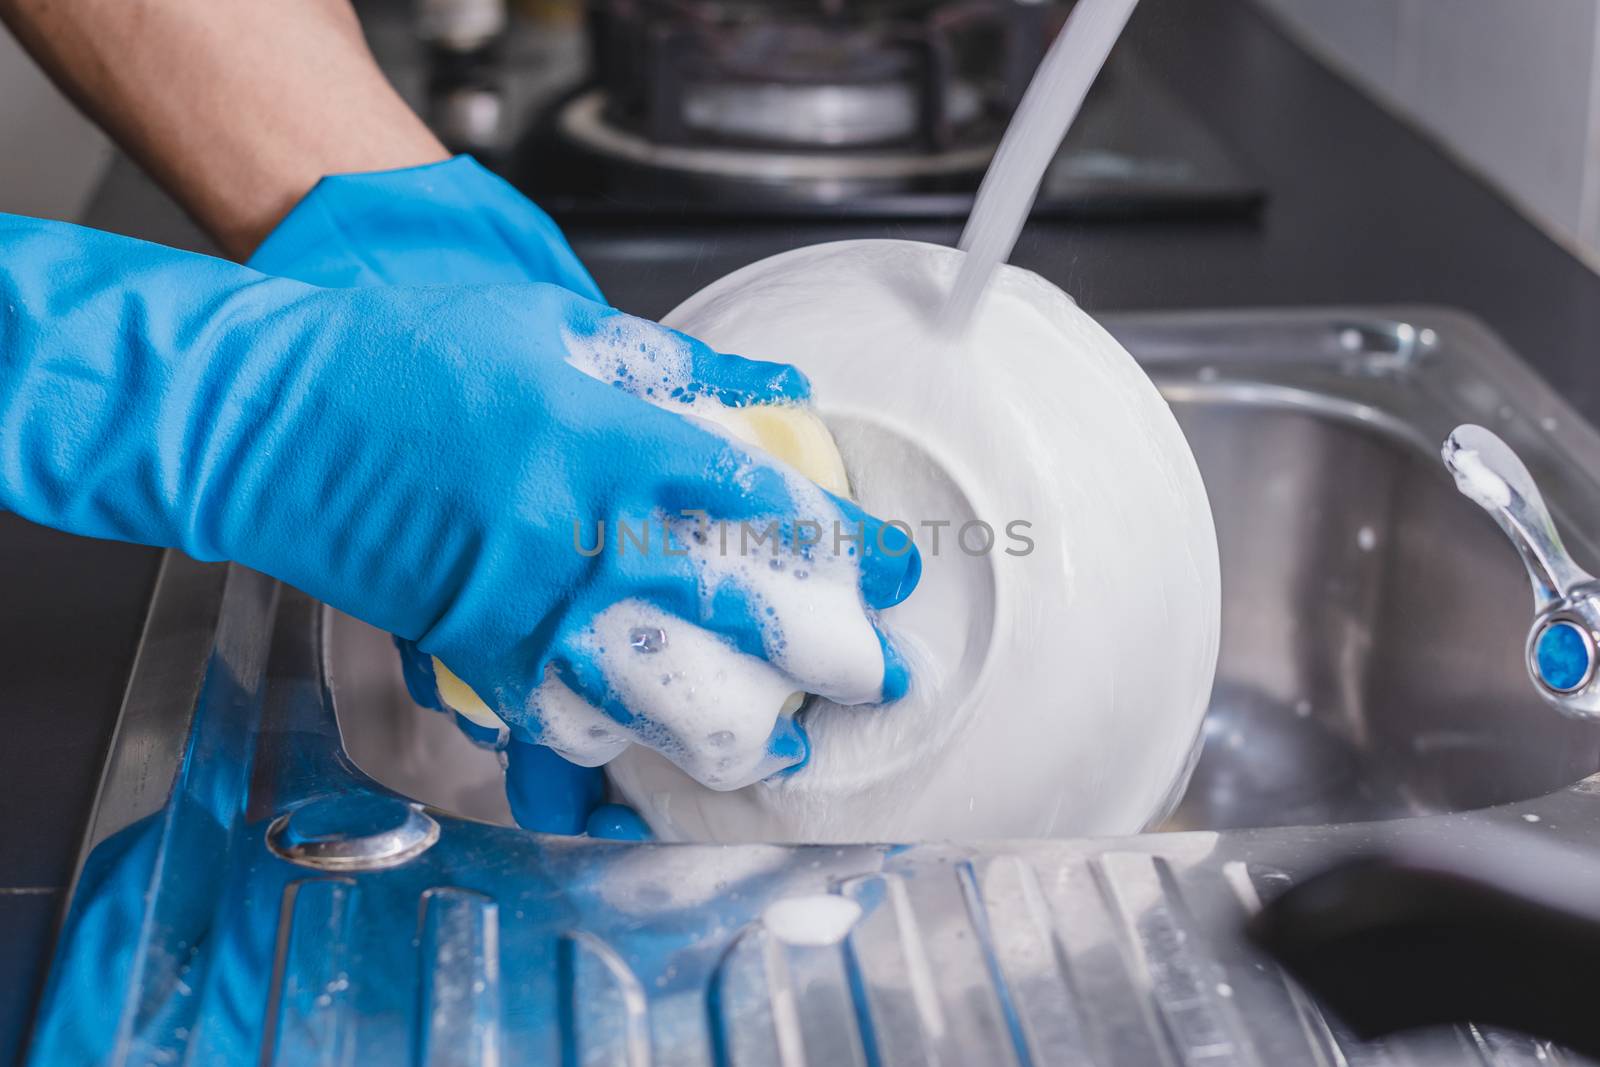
[31,308,1600,1067]
[330,310,1600,837]
[1167,395,1600,831]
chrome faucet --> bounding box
[1443,424,1600,718]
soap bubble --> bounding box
[629,627,667,653]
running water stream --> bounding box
[942,0,1142,330]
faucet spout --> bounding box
[1443,424,1600,718]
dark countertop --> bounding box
[6,0,1600,1061]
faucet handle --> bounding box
[1443,424,1594,607]
[1443,424,1600,718]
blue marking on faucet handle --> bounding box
[1533,618,1594,693]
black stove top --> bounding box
[511,51,1263,221]
[451,0,1266,222]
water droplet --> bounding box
[1522,812,1542,823]
[1356,525,1377,551]
[708,730,735,747]
[660,674,673,686]
[768,557,785,571]
[793,568,809,580]
[588,724,613,740]
[629,626,666,653]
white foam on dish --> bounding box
[605,239,1221,844]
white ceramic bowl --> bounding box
[606,239,1221,843]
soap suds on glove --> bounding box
[534,316,890,792]
[563,314,700,404]
[539,598,803,788]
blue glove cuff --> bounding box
[247,155,603,299]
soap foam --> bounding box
[524,668,629,768]
[1449,448,1513,511]
[762,895,863,946]
[561,599,798,788]
[664,488,886,709]
[541,312,889,790]
[562,314,699,405]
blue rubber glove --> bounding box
[247,156,603,298]
[0,212,919,812]
[248,156,619,834]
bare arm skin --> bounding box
[0,0,449,258]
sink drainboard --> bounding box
[26,308,1600,1066]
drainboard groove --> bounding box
[953,860,1034,1066]
[559,931,651,1067]
[709,920,869,1067]
[1224,863,1354,1067]
[260,877,358,1067]
[838,873,942,1067]
[966,855,1099,1065]
[1094,852,1263,1067]
[416,887,502,1067]
[708,926,775,1067]
[770,927,868,1067]
[839,868,1022,1067]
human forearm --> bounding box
[0,0,447,258]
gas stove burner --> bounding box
[587,0,1048,154]
[556,88,994,187]
[679,76,984,149]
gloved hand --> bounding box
[0,214,920,822]
[246,155,623,834]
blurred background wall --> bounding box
[0,28,110,222]
[1257,0,1600,265]
[1,2,1599,266]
